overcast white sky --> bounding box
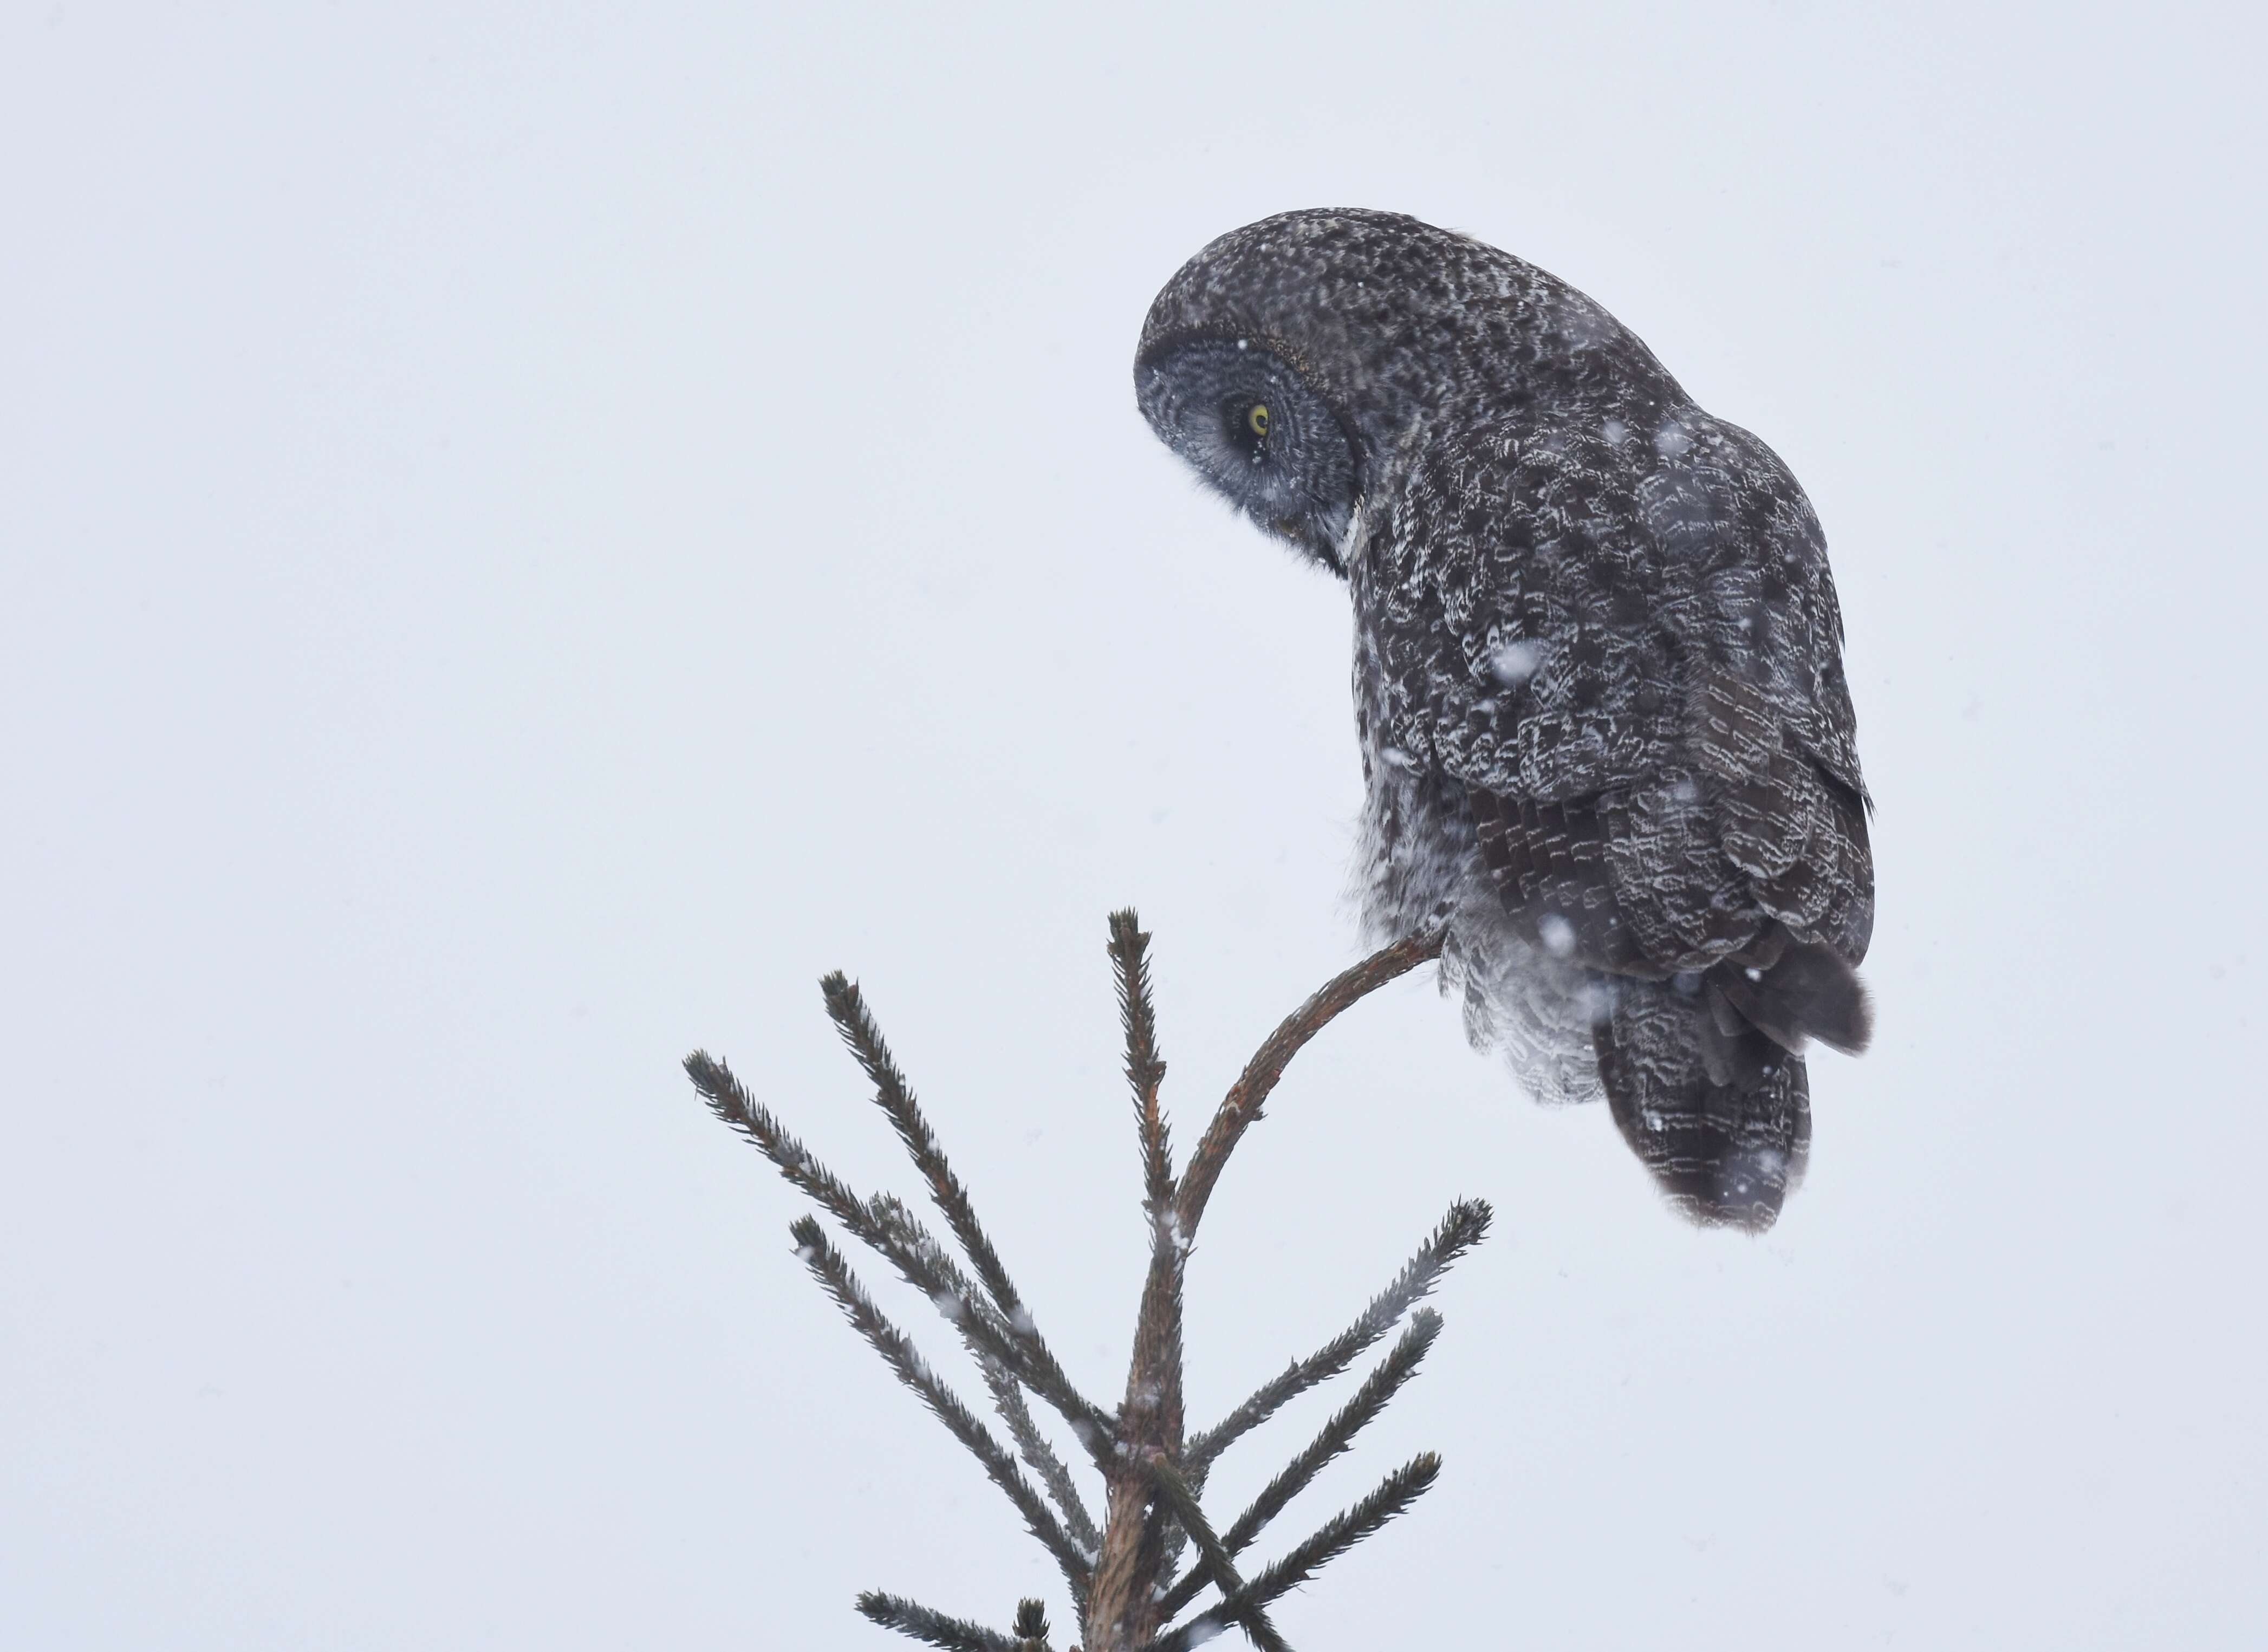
[5,4,2265,1648]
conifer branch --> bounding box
[684,921,1480,1652]
[856,1592,1018,1652]
[1108,909,1186,1590]
[980,1352,1103,1559]
[864,1188,1105,1538]
[686,1048,870,1234]
[1159,1312,1441,1621]
[860,1193,1097,1545]
[820,973,1031,1321]
[1174,930,1444,1241]
[1188,1200,1488,1471]
[821,974,1101,1451]
[1148,1454,1443,1652]
[1088,930,1197,1652]
[1107,910,1174,1216]
[790,1217,1093,1606]
[686,1051,1116,1460]
[1145,1455,1292,1652]
[1221,1311,1440,1560]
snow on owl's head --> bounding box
[1134,208,1678,574]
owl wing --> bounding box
[1373,409,1872,1231]
[1375,406,1873,982]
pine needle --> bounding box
[792,1217,1093,1606]
[1151,1454,1442,1652]
[856,1592,1017,1652]
[1159,1311,1440,1620]
[866,1191,1098,1546]
[1188,1202,1487,1471]
[818,973,1031,1324]
[979,1352,1102,1558]
[1107,910,1174,1217]
[1145,1455,1292,1652]
[685,1050,1116,1459]
[1012,1597,1052,1651]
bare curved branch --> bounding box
[1173,929,1444,1240]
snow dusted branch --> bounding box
[857,1591,1027,1652]
[1156,1310,1441,1623]
[1186,1199,1490,1473]
[683,910,1483,1652]
[1143,1454,1292,1652]
[788,1217,1096,1607]
[1143,1453,1445,1652]
[684,1048,1116,1456]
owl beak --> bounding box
[1263,512,1340,576]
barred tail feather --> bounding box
[1593,978,1810,1232]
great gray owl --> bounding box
[1134,209,1873,1232]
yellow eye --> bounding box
[1248,404,1270,437]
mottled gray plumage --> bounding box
[1135,209,1874,1231]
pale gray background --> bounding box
[4,4,2263,1647]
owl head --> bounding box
[1133,209,1674,574]
[1131,330,1362,572]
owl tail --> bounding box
[1708,934,1873,1057]
[1593,977,1811,1232]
